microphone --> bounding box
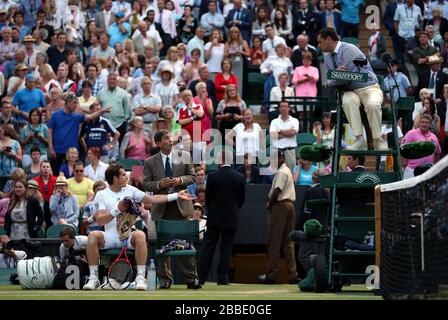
[381,52,393,63]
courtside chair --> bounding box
[155,219,200,283]
[45,224,77,238]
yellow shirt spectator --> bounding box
[67,176,94,207]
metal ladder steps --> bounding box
[338,150,398,156]
[332,272,371,277]
[333,251,375,256]
[334,217,375,222]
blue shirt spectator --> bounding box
[293,163,318,186]
[384,67,412,102]
[339,0,365,24]
[48,107,85,155]
[394,2,422,39]
[107,12,131,48]
[12,76,46,122]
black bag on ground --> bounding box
[52,260,89,289]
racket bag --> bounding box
[17,256,61,289]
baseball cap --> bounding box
[26,74,38,81]
[115,12,125,19]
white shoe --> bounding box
[347,137,367,151]
[135,274,147,291]
[83,275,100,290]
[373,138,388,151]
[101,278,120,290]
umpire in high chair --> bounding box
[318,27,388,151]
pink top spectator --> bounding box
[401,128,442,169]
[0,198,10,226]
[292,65,319,97]
[126,132,148,161]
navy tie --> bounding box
[429,72,436,89]
[165,156,173,178]
[331,52,338,69]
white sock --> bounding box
[137,265,146,276]
[89,265,98,277]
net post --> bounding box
[374,185,381,269]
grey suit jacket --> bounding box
[132,34,159,57]
[95,11,115,31]
[143,150,195,220]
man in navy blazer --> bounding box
[225,0,253,44]
[198,150,245,285]
[319,0,341,35]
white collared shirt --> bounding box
[333,41,342,54]
[161,151,173,172]
[429,70,438,98]
[269,115,300,149]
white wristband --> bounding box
[167,193,179,202]
[87,216,95,224]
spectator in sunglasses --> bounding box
[67,162,94,209]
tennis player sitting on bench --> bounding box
[82,164,194,290]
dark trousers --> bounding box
[116,121,127,147]
[266,201,297,280]
[341,21,359,38]
[50,153,66,176]
[43,201,52,229]
[390,32,402,61]
[198,227,237,283]
[395,35,409,63]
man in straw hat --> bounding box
[22,35,37,71]
[7,62,28,107]
[418,55,448,103]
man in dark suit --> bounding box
[143,130,200,289]
[200,0,224,18]
[225,0,253,44]
[198,150,245,285]
[417,56,448,103]
[292,0,321,46]
[188,65,217,105]
[319,0,342,35]
[291,34,318,68]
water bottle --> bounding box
[147,259,157,291]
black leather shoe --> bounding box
[257,274,276,284]
[288,278,299,285]
[159,282,171,289]
[187,281,202,290]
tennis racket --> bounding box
[107,239,134,290]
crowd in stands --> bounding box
[0,0,445,248]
